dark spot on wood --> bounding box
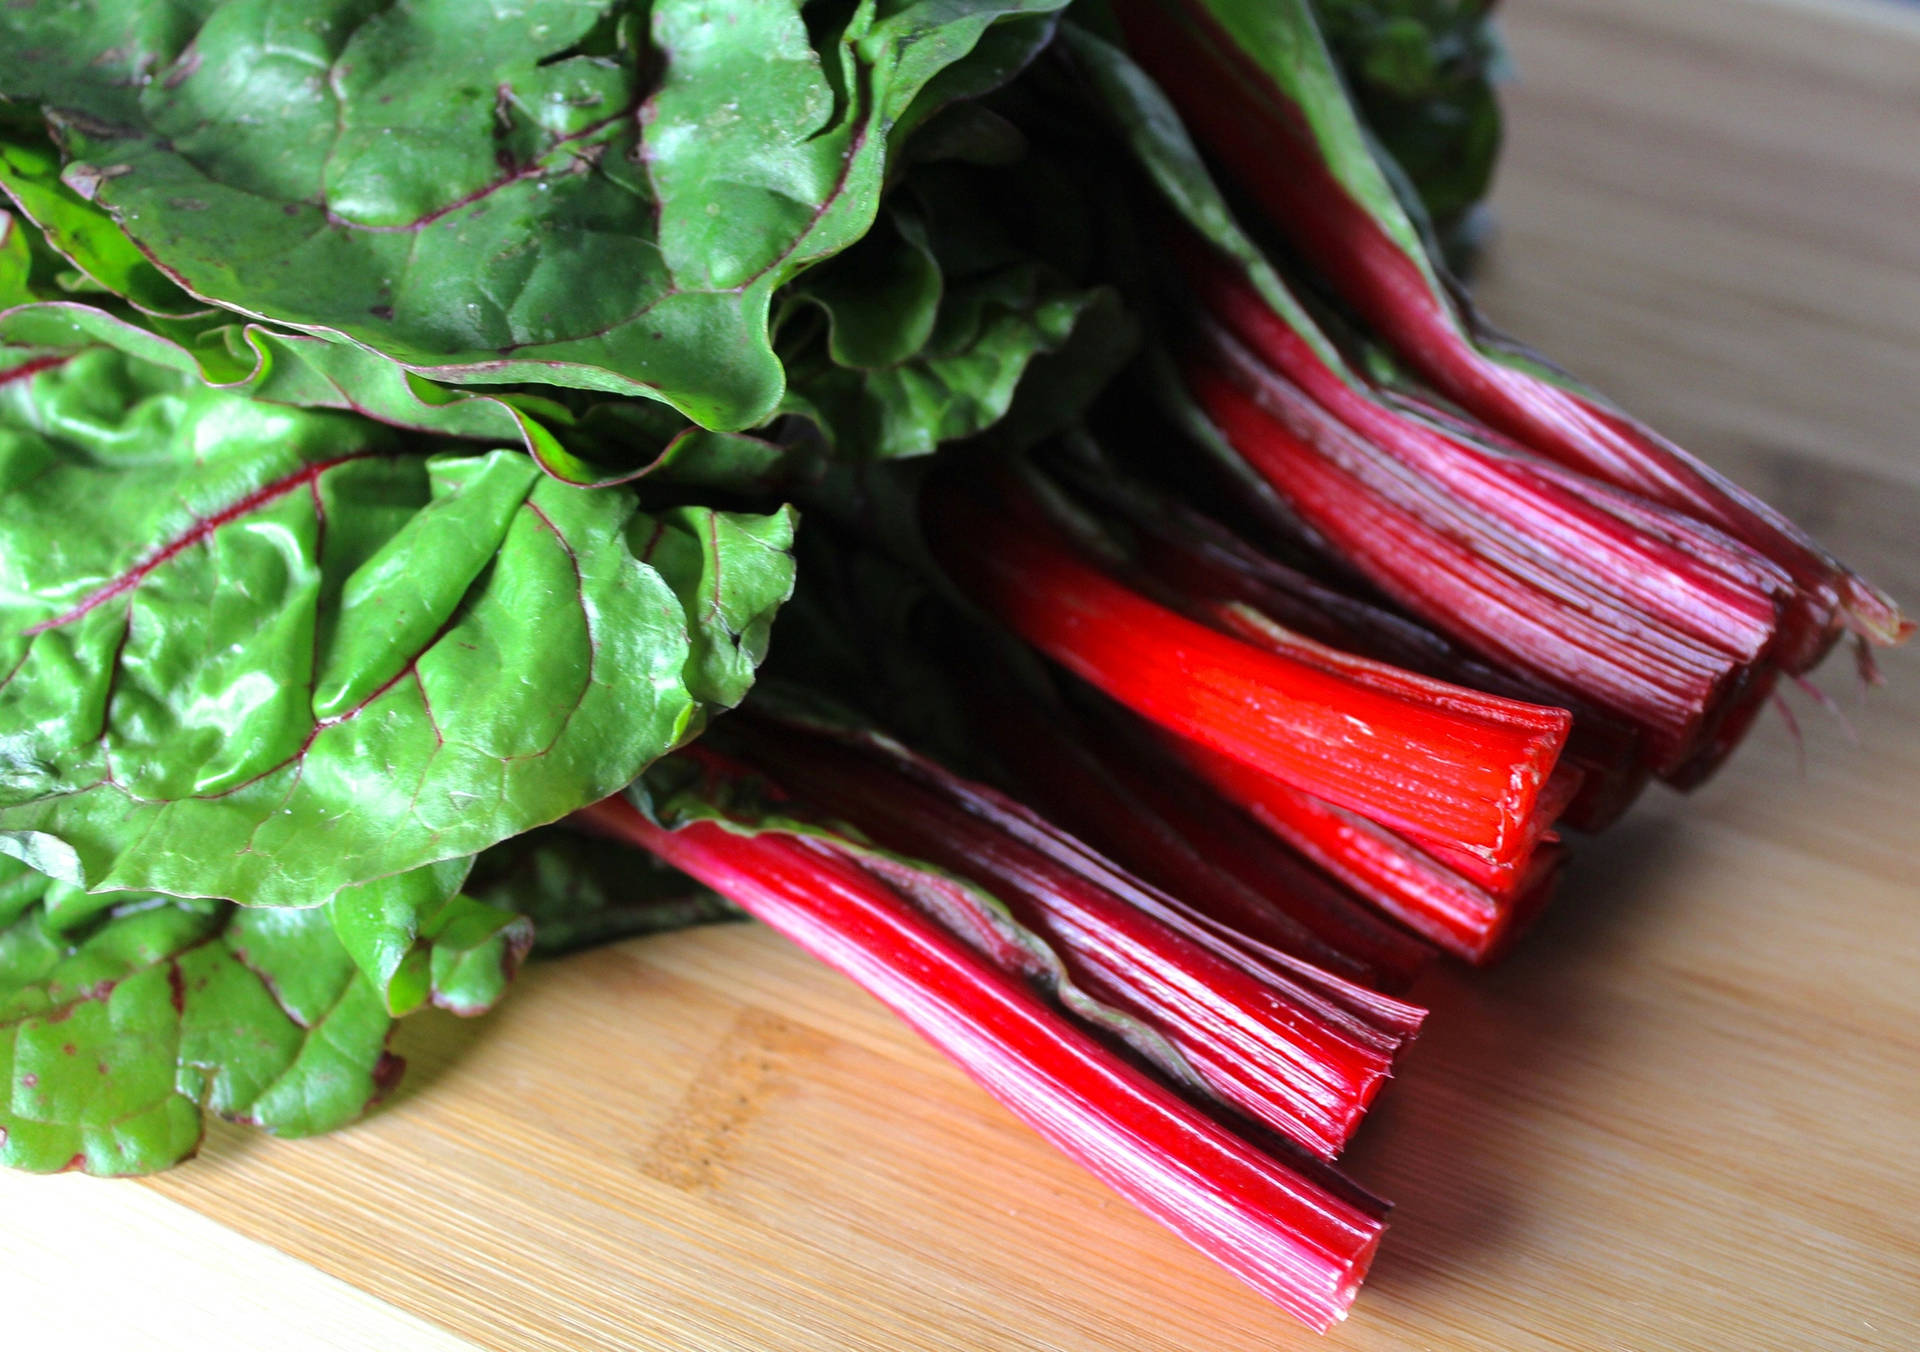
[638,1007,830,1195]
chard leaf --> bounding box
[0,0,1071,431]
[327,857,533,1018]
[0,835,733,1175]
[0,133,205,317]
[1311,0,1504,239]
[788,259,1115,462]
[0,873,405,1175]
[0,351,798,908]
[634,504,802,711]
[0,287,740,490]
[0,144,669,486]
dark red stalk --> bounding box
[1660,666,1783,792]
[581,795,1387,1330]
[1108,0,1907,665]
[1165,736,1561,964]
[727,718,1421,1159]
[927,466,1569,863]
[1186,320,1780,774]
[961,674,1434,992]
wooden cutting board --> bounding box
[6,1,1918,1347]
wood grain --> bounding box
[10,1,1919,1347]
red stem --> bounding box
[1186,329,1773,774]
[928,467,1569,863]
[582,796,1388,1330]
[728,718,1421,1159]
[1109,0,1906,662]
[1069,469,1652,827]
[1165,736,1562,964]
[964,675,1434,992]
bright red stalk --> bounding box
[1073,471,1651,827]
[963,676,1434,993]
[927,468,1569,863]
[582,795,1388,1330]
[1167,737,1562,964]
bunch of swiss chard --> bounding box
[0,0,1904,1334]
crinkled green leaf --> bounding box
[779,175,1124,464]
[0,869,413,1175]
[633,504,802,712]
[0,159,665,487]
[0,0,1070,430]
[798,210,946,372]
[892,13,1064,150]
[0,824,748,1174]
[789,264,1112,461]
[326,856,533,1018]
[466,827,741,958]
[0,350,798,908]
[0,132,205,317]
[0,286,758,490]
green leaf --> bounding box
[0,350,798,908]
[326,857,533,1017]
[0,871,408,1175]
[633,504,802,712]
[792,264,1114,461]
[777,162,1127,466]
[0,131,205,317]
[0,0,1071,431]
[1311,0,1505,235]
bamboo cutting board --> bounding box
[5,1,1919,1348]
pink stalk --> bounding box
[581,795,1388,1330]
[727,718,1422,1159]
[963,675,1434,992]
[1109,0,1906,664]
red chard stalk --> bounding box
[927,466,1571,864]
[580,792,1390,1331]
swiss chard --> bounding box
[0,857,403,1175]
[0,0,1073,430]
[584,759,1391,1330]
[0,350,797,907]
[1103,0,1906,663]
